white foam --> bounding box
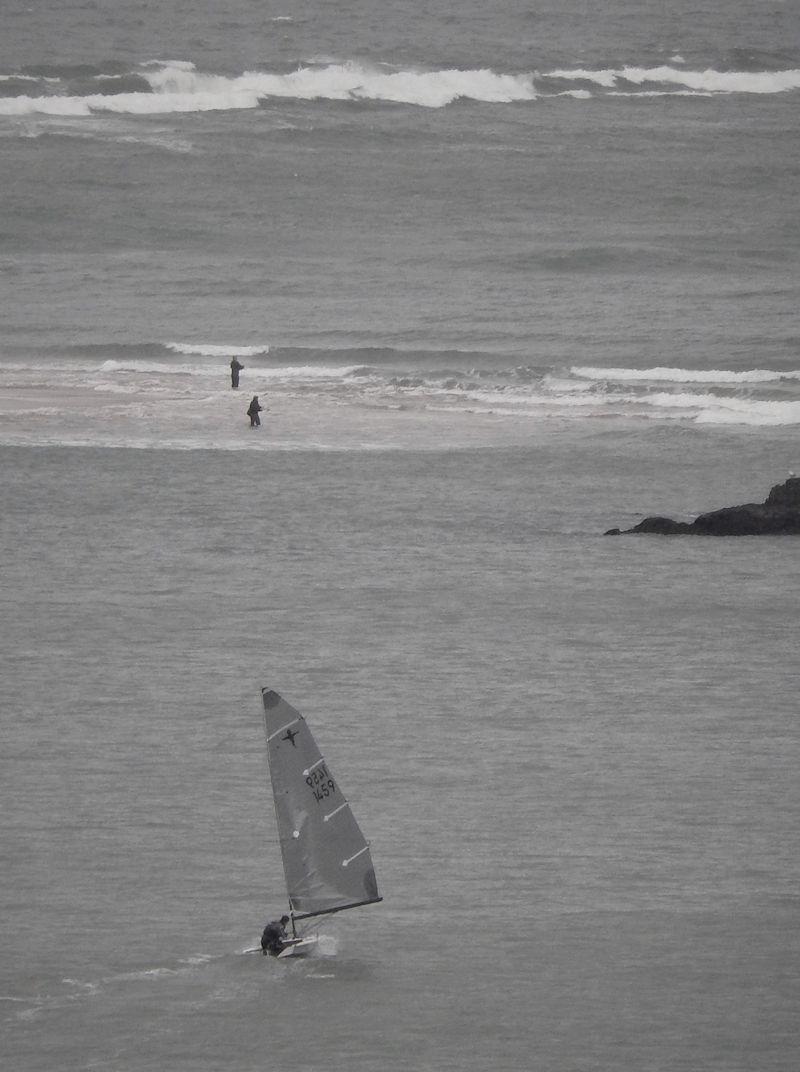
[141,59,197,71]
[541,375,593,393]
[344,67,536,107]
[262,364,364,381]
[0,95,94,116]
[93,383,141,393]
[547,68,618,88]
[98,359,205,376]
[6,407,62,416]
[314,934,338,957]
[465,387,612,408]
[620,66,800,94]
[0,61,537,115]
[0,89,261,117]
[647,391,800,425]
[544,65,800,95]
[166,342,269,357]
[407,375,800,426]
[1,61,795,118]
[112,967,180,980]
[61,978,99,994]
[571,366,800,385]
[608,90,713,98]
[97,358,362,382]
[144,61,537,108]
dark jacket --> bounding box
[261,920,287,955]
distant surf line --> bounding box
[0,59,798,116]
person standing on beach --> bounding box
[230,357,244,389]
[247,395,263,427]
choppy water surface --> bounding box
[2,442,799,1071]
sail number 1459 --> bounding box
[305,764,336,803]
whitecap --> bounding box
[542,65,800,95]
[1,61,797,119]
[618,65,800,94]
[0,61,538,115]
[166,342,270,358]
[551,89,593,99]
[545,67,618,88]
[646,392,800,426]
[570,366,800,384]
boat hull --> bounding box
[277,936,319,958]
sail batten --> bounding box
[343,845,369,866]
[262,688,381,919]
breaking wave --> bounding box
[166,342,270,358]
[2,347,798,435]
[543,65,800,95]
[0,60,537,114]
[97,358,362,381]
[572,366,800,385]
[0,59,797,116]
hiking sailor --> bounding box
[261,915,290,956]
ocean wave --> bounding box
[1,341,505,371]
[0,60,797,117]
[543,65,800,95]
[98,358,363,381]
[3,348,800,432]
[97,358,229,377]
[0,60,537,114]
[385,368,800,425]
[606,90,714,98]
[166,342,270,358]
[144,60,539,108]
[646,392,800,426]
[0,89,254,117]
[571,366,800,384]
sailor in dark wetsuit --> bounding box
[230,357,244,389]
[261,914,290,956]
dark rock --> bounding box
[627,515,693,535]
[605,476,800,536]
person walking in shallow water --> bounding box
[247,395,263,427]
[230,357,244,389]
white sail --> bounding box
[262,688,381,920]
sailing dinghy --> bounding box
[261,687,382,957]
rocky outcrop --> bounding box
[605,476,800,536]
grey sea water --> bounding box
[3,439,799,1071]
[2,0,799,1068]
